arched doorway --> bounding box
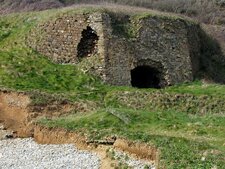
[131,66,161,88]
[77,26,99,59]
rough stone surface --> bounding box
[0,138,100,169]
[27,10,203,87]
[105,15,201,87]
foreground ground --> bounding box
[0,127,155,169]
[0,137,100,169]
[0,6,225,169]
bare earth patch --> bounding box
[0,90,156,168]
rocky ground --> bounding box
[0,91,155,169]
[107,148,155,169]
[0,138,100,169]
[0,124,155,169]
[0,125,100,169]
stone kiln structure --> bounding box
[27,9,202,88]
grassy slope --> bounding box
[0,7,225,168]
[0,8,104,93]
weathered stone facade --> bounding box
[105,15,202,87]
[27,10,202,88]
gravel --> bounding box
[0,126,155,169]
[107,148,155,169]
[0,138,100,169]
[114,150,156,169]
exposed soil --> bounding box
[0,125,13,140]
[33,126,116,169]
[114,139,159,165]
[0,91,30,137]
[0,90,157,168]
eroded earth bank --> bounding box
[0,90,156,169]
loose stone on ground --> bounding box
[0,138,100,169]
[0,125,155,169]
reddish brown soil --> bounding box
[0,90,157,168]
[33,126,116,169]
[114,139,159,163]
[0,91,30,136]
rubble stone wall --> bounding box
[27,11,202,87]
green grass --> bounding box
[164,81,225,96]
[0,7,225,169]
[40,108,225,168]
[0,9,105,95]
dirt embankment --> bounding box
[34,126,158,168]
[0,90,30,136]
[0,90,75,137]
[0,90,158,168]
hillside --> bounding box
[1,0,225,57]
[0,0,64,14]
[1,0,225,25]
[0,5,225,169]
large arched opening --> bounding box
[131,66,161,88]
[77,26,99,59]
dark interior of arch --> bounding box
[77,26,99,58]
[131,66,161,88]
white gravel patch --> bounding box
[107,148,155,169]
[114,150,155,169]
[0,138,100,169]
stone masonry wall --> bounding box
[27,11,202,87]
[28,14,88,63]
[27,12,109,80]
[136,17,194,86]
[104,15,201,87]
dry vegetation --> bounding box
[0,0,225,25]
[0,0,63,14]
[1,0,225,53]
